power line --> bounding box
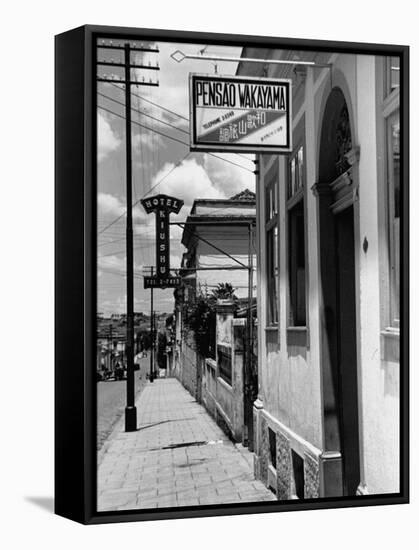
[103,85,255,164]
[99,267,144,279]
[97,40,160,431]
[99,242,155,258]
[108,81,189,121]
[98,232,155,238]
[133,87,148,268]
[98,237,126,247]
[97,149,191,235]
[97,103,255,237]
[99,105,189,147]
[98,105,255,173]
[98,233,156,247]
[116,84,254,162]
[141,151,191,199]
[99,92,189,134]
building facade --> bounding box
[180,190,257,301]
[172,191,257,439]
[237,50,400,497]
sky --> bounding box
[97,39,257,315]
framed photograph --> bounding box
[55,25,409,524]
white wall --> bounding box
[355,55,400,493]
[195,225,256,299]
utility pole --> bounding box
[123,41,136,431]
[108,324,113,372]
[149,266,155,382]
[241,221,256,450]
[97,40,159,431]
[246,222,255,451]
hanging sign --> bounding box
[141,194,184,289]
[189,74,292,154]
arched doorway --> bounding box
[316,88,361,496]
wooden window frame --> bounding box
[386,110,400,329]
[287,143,307,328]
[384,55,400,99]
[265,165,279,327]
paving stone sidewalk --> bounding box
[97,377,276,511]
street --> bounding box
[98,378,276,510]
[97,356,150,450]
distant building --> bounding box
[110,313,123,320]
[172,190,257,441]
[180,189,256,300]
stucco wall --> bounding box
[355,55,400,494]
[254,52,400,495]
[200,306,245,442]
[256,152,323,452]
[178,332,198,399]
[195,225,255,300]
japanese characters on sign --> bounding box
[189,74,292,153]
[141,194,184,289]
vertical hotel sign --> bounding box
[141,194,184,288]
[190,74,292,153]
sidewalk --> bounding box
[97,378,276,511]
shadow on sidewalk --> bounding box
[137,417,195,431]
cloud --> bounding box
[159,108,189,131]
[98,253,143,271]
[98,254,127,273]
[139,81,190,124]
[98,193,125,217]
[153,158,225,205]
[98,193,146,223]
[98,112,121,161]
[132,129,166,152]
[203,153,256,198]
[170,254,182,270]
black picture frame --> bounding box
[55,24,409,525]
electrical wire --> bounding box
[110,81,189,121]
[98,92,189,135]
[108,82,253,161]
[100,89,255,166]
[97,149,191,235]
[99,242,155,258]
[98,103,254,172]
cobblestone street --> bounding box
[98,378,276,511]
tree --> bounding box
[184,283,237,359]
[157,331,167,369]
[210,282,236,300]
[136,329,152,351]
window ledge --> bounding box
[287,326,307,332]
[287,190,304,210]
[381,327,400,339]
[265,325,279,332]
[381,327,400,363]
[217,376,233,391]
[205,358,217,369]
[382,89,399,118]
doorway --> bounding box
[317,88,360,496]
[334,205,360,495]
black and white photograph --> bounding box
[3,0,418,544]
[93,30,405,514]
